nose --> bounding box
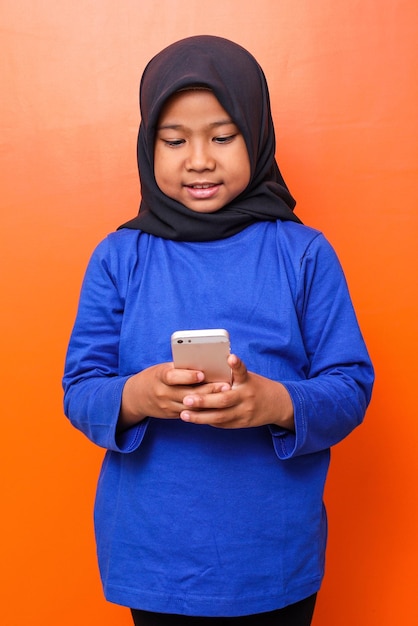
[185,141,215,172]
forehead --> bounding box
[157,89,234,127]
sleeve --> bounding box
[62,237,149,452]
[269,233,374,459]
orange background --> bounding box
[1,1,417,624]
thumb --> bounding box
[228,354,248,386]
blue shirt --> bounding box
[63,221,373,616]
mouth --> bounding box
[186,183,218,189]
[184,182,221,200]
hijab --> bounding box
[119,35,301,241]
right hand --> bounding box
[118,362,231,430]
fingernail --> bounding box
[183,396,194,406]
[181,411,191,421]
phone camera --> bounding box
[177,339,183,344]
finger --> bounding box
[205,381,232,393]
[182,386,232,411]
[227,354,248,385]
[165,364,205,386]
[180,409,218,424]
[179,407,240,428]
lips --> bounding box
[184,182,221,200]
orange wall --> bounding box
[1,2,417,624]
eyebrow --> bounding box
[156,119,236,131]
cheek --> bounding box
[233,142,251,190]
[153,150,170,189]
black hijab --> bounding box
[119,35,301,241]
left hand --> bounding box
[180,354,295,430]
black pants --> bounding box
[131,594,317,626]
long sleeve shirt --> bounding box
[63,220,374,616]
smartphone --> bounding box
[171,329,231,383]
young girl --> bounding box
[63,35,374,625]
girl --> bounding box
[63,35,374,625]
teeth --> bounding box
[191,184,213,189]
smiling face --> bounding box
[154,89,251,213]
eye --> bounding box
[162,139,185,147]
[213,134,237,144]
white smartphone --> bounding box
[171,329,231,383]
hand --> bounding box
[179,354,295,430]
[118,362,229,431]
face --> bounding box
[154,90,251,213]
